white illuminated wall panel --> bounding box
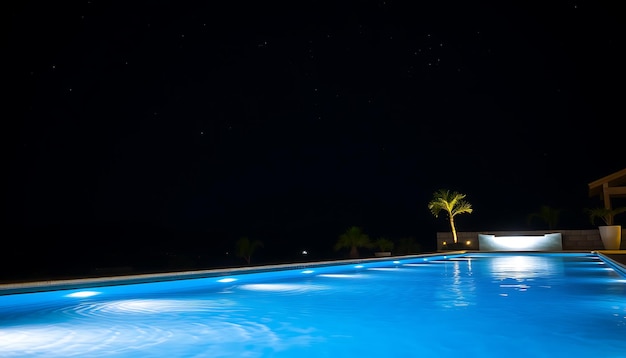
[478,233,562,251]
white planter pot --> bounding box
[599,225,622,250]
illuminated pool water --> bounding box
[1,252,625,357]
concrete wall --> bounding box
[436,229,625,251]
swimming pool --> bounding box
[1,252,625,357]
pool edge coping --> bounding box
[0,252,464,296]
[2,250,623,295]
[594,250,626,277]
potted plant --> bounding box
[585,207,626,250]
[373,237,395,257]
[428,189,473,250]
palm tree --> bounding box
[527,205,561,230]
[235,236,264,265]
[334,226,372,258]
[428,189,473,244]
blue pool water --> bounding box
[0,252,625,357]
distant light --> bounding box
[66,291,100,298]
[217,278,237,283]
[466,241,471,246]
[443,241,447,245]
[302,250,308,255]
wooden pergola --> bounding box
[588,167,626,209]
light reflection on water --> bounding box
[488,255,563,280]
[0,253,625,357]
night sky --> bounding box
[4,1,625,278]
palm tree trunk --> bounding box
[449,217,458,244]
[349,246,359,258]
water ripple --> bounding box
[0,298,302,357]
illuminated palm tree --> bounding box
[235,236,264,265]
[428,189,473,244]
[334,226,372,258]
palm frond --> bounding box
[428,189,471,217]
[451,200,473,216]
